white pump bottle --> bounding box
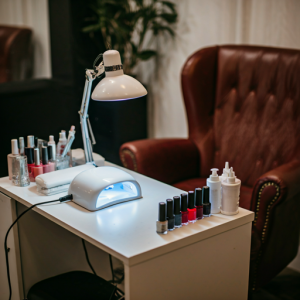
[206,168,221,213]
[221,167,241,215]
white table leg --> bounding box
[125,222,252,300]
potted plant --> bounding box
[83,0,178,75]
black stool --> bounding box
[27,271,119,300]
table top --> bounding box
[0,162,254,266]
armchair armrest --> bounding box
[251,160,300,235]
[120,138,200,184]
[249,160,300,289]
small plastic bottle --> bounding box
[206,168,221,214]
[221,167,241,215]
[56,132,67,155]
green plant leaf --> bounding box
[159,13,177,24]
[136,50,157,60]
[82,24,102,33]
[161,1,176,13]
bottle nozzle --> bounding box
[211,168,218,176]
[225,162,229,170]
[227,167,235,183]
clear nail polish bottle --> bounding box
[12,156,30,187]
[166,199,175,231]
[156,202,168,234]
[7,139,20,180]
[173,196,182,228]
[203,186,211,217]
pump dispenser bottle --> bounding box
[181,193,189,225]
[206,168,221,213]
[221,167,241,215]
[156,202,168,234]
[173,196,182,228]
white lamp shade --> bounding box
[91,49,147,101]
[91,74,147,101]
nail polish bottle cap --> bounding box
[34,148,40,166]
[158,202,167,222]
[49,135,55,143]
[173,196,181,214]
[42,146,49,165]
[166,199,174,219]
[48,144,56,161]
[202,186,210,204]
[11,139,19,154]
[180,193,188,212]
[27,135,34,148]
[34,137,39,148]
[25,147,34,164]
[195,188,202,206]
[188,191,195,209]
[19,137,24,151]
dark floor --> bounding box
[252,268,300,300]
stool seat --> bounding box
[27,271,118,300]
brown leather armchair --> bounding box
[120,45,300,290]
[0,25,32,83]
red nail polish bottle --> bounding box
[187,191,196,223]
[32,148,43,179]
[180,193,189,225]
[195,188,203,220]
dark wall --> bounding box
[0,0,147,177]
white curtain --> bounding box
[0,0,51,78]
[138,0,300,138]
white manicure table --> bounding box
[0,162,254,300]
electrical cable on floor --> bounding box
[82,239,97,276]
[4,195,73,300]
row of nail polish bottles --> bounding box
[156,186,211,234]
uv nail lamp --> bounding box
[68,166,142,211]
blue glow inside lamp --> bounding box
[69,50,146,211]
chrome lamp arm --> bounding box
[79,63,104,164]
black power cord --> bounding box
[81,239,97,276]
[4,194,73,300]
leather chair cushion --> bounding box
[173,178,253,210]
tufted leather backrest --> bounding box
[182,45,300,187]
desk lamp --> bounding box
[69,50,146,211]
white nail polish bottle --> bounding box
[7,139,20,180]
[206,168,221,214]
[221,167,241,215]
